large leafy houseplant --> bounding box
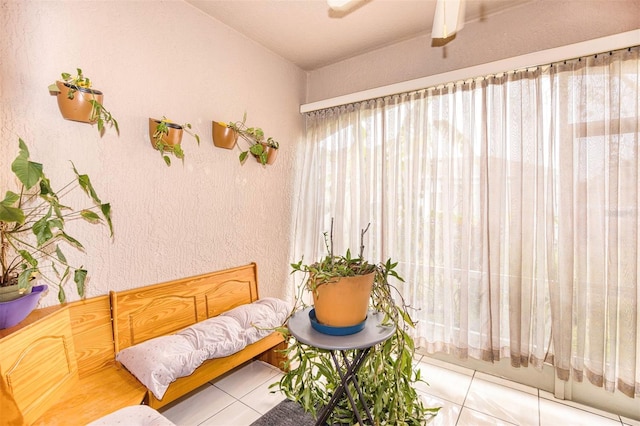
[276,223,440,425]
[0,139,113,303]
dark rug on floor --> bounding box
[251,399,317,426]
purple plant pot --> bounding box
[0,285,47,329]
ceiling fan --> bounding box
[327,0,466,40]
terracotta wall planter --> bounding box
[54,81,103,123]
[312,272,375,327]
[212,121,238,149]
[149,118,183,149]
[255,143,278,165]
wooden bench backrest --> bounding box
[111,263,259,353]
[68,296,117,377]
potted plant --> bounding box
[48,68,119,136]
[149,117,200,166]
[214,113,280,165]
[0,138,113,329]
[276,221,440,424]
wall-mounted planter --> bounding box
[149,118,183,149]
[54,81,104,123]
[212,121,238,149]
[254,143,278,165]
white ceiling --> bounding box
[186,0,532,70]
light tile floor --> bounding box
[159,356,639,426]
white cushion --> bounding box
[116,298,290,400]
[87,405,176,426]
[115,335,208,400]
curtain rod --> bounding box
[300,29,640,114]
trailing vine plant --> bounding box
[274,221,440,425]
[151,117,200,166]
[48,68,119,136]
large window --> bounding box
[293,47,639,398]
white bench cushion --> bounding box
[116,298,289,400]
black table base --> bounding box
[315,347,374,426]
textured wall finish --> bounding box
[0,0,305,307]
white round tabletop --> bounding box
[287,307,395,351]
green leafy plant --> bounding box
[224,112,279,165]
[276,222,440,425]
[151,117,200,166]
[0,138,113,303]
[48,68,119,136]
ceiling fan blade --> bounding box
[327,0,362,12]
[432,0,466,39]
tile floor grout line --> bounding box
[538,388,541,426]
[454,369,477,426]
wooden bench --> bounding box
[0,296,146,425]
[110,263,287,409]
[0,263,287,424]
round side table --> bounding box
[287,307,395,426]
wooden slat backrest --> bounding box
[110,263,259,353]
[67,296,116,377]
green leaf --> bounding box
[72,163,101,204]
[163,155,171,166]
[100,203,113,237]
[80,210,101,223]
[55,245,67,264]
[239,151,249,163]
[58,231,84,250]
[58,285,66,303]
[0,191,25,223]
[11,139,43,189]
[18,250,37,267]
[17,268,35,289]
[32,212,54,246]
[74,268,87,298]
[112,117,120,135]
[38,176,55,198]
[249,144,264,156]
[48,83,60,92]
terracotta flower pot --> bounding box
[149,118,183,149]
[254,143,278,165]
[54,81,103,123]
[312,272,374,327]
[212,121,238,149]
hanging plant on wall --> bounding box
[48,68,119,136]
[149,117,200,166]
[213,113,280,166]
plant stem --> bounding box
[359,223,370,259]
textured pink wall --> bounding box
[0,0,305,306]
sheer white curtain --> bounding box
[293,47,639,397]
